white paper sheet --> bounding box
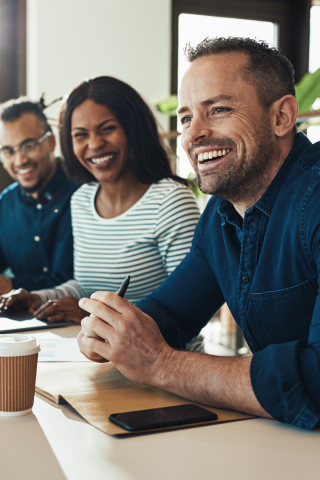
[32,332,90,362]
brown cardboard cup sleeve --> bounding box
[0,334,40,416]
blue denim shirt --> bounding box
[137,133,320,430]
[0,160,78,290]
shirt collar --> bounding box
[217,133,312,222]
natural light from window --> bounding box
[307,6,320,144]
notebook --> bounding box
[36,361,254,436]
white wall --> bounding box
[27,0,171,142]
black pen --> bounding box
[117,275,130,298]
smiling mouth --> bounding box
[14,165,37,176]
[197,149,231,164]
[87,153,116,165]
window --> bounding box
[307,5,320,143]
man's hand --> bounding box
[77,291,272,419]
[0,275,13,295]
[78,291,174,385]
[0,288,42,313]
[34,295,87,323]
[77,328,109,363]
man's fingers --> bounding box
[77,331,107,362]
[3,296,14,307]
[82,335,111,358]
[81,316,115,343]
[85,291,130,313]
[81,326,104,340]
[79,296,122,328]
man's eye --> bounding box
[214,107,229,114]
[181,116,191,125]
[1,148,13,157]
[23,142,36,152]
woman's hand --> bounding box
[0,288,42,313]
[33,295,87,323]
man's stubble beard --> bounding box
[194,116,277,205]
[20,153,55,195]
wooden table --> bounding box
[1,326,319,480]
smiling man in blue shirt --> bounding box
[77,38,320,430]
[0,98,78,293]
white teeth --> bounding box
[91,154,114,164]
[19,168,33,174]
[198,149,231,161]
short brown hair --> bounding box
[185,37,296,110]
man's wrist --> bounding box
[154,347,184,390]
[0,276,13,294]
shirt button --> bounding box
[250,220,255,229]
[43,266,48,272]
[34,235,40,242]
[36,204,42,210]
[242,275,250,283]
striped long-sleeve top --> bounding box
[34,178,200,305]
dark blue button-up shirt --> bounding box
[137,133,320,430]
[0,160,78,290]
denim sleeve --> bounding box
[251,176,320,430]
[0,242,8,274]
[137,215,225,349]
[250,341,320,430]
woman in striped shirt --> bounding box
[2,77,202,350]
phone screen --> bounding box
[109,404,218,431]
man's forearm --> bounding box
[155,350,273,418]
[78,292,273,419]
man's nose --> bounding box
[12,150,28,167]
[184,116,212,145]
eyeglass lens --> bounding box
[1,140,40,161]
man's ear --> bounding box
[271,95,298,138]
[48,132,56,153]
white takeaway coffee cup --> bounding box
[0,334,40,416]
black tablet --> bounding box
[0,308,68,333]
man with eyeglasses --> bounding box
[0,97,78,294]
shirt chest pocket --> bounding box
[247,278,318,350]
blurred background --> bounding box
[0,0,319,355]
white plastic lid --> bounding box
[0,334,40,357]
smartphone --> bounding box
[108,404,218,431]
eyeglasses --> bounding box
[0,131,52,163]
